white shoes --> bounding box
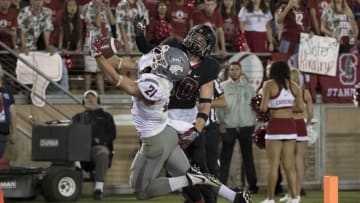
[260,199,275,203]
[280,194,289,202]
[288,196,300,203]
[280,194,301,203]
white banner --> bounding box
[298,33,339,76]
[16,52,62,107]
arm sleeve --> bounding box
[136,33,155,53]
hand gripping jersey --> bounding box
[131,73,173,138]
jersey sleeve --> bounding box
[202,57,220,84]
[136,74,167,101]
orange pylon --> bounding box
[324,176,338,203]
[0,185,3,203]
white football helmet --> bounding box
[150,45,191,81]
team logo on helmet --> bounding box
[149,45,190,81]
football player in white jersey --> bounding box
[92,38,252,203]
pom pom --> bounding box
[235,31,248,52]
[307,124,318,146]
[253,125,266,149]
[250,94,270,122]
[154,20,172,44]
[187,0,196,8]
[65,55,72,69]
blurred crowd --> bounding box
[0,0,359,93]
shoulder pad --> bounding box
[137,74,169,101]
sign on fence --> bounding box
[298,33,339,76]
[16,52,62,107]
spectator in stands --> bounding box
[238,0,274,53]
[259,61,303,203]
[220,0,246,52]
[43,0,63,49]
[277,0,312,55]
[109,0,120,38]
[18,0,53,55]
[10,0,28,10]
[216,62,259,194]
[0,0,18,50]
[348,0,360,47]
[115,0,148,54]
[308,0,330,35]
[146,1,172,45]
[59,0,83,54]
[167,0,194,41]
[81,0,115,94]
[72,89,116,200]
[142,0,158,21]
[321,0,358,53]
[193,0,227,55]
[0,64,17,158]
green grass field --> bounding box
[25,190,359,203]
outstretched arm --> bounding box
[195,80,214,133]
[134,16,154,53]
[95,56,142,97]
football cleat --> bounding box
[234,190,252,203]
[186,165,222,188]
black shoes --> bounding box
[234,190,252,203]
[249,186,259,194]
[93,189,103,200]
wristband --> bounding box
[196,112,208,122]
[199,98,212,103]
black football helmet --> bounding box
[183,24,216,57]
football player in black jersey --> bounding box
[134,19,252,203]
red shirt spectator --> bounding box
[223,16,239,44]
[143,0,158,20]
[238,0,273,52]
[167,0,193,39]
[193,6,223,28]
[220,0,242,52]
[44,0,64,48]
[193,0,227,54]
[147,1,172,45]
[308,0,330,35]
[78,0,92,6]
[0,2,17,49]
[278,1,311,54]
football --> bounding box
[100,37,122,58]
